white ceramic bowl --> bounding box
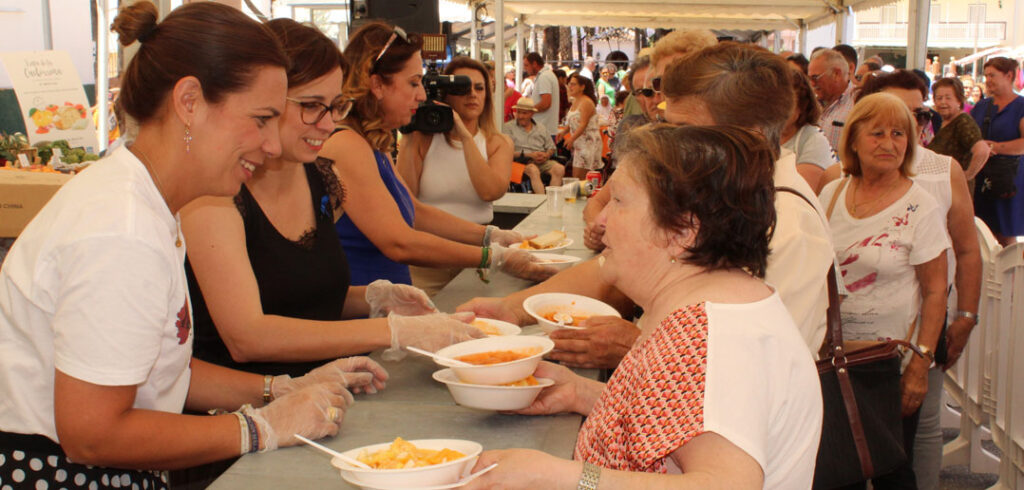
[433,335,554,385]
[432,368,553,411]
[508,238,573,254]
[530,253,582,271]
[332,439,481,489]
[471,317,521,336]
[522,293,622,334]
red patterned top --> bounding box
[574,303,709,472]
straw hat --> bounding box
[512,98,538,112]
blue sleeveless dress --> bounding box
[970,96,1024,236]
[335,148,415,285]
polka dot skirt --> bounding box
[0,432,167,490]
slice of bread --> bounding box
[528,230,567,249]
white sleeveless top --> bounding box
[418,131,493,224]
[911,145,955,287]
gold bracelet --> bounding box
[263,374,274,404]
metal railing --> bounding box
[855,21,1006,44]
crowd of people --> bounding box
[0,1,1020,488]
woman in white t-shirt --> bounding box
[397,56,515,294]
[462,125,822,490]
[782,67,838,193]
[0,4,384,488]
[818,92,949,488]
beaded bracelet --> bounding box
[241,413,260,453]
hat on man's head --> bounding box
[512,98,538,112]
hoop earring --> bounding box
[184,123,192,153]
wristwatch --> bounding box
[916,344,936,368]
[577,462,601,490]
[956,310,978,323]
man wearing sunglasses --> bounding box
[809,49,856,151]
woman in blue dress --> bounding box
[970,57,1024,245]
[322,22,555,287]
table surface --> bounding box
[491,192,547,214]
[210,200,596,489]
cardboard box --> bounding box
[0,169,73,237]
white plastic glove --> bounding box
[382,311,485,361]
[273,356,389,396]
[244,383,354,451]
[488,227,526,247]
[491,243,558,282]
[365,279,438,318]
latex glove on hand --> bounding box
[383,311,485,361]
[244,383,354,451]
[273,356,389,396]
[491,243,558,283]
[365,279,438,318]
[488,226,526,247]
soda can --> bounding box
[586,171,602,190]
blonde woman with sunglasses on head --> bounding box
[181,20,480,378]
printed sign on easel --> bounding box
[0,51,99,153]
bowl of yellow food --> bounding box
[432,368,553,411]
[529,253,582,271]
[522,293,622,334]
[433,335,554,385]
[332,437,481,489]
[471,318,521,336]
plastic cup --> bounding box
[545,186,564,217]
[563,184,577,203]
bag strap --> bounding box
[981,98,997,140]
[777,184,875,479]
[825,177,849,220]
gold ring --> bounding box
[326,407,340,422]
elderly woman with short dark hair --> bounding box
[462,124,823,490]
[928,77,990,190]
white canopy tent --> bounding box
[467,0,934,127]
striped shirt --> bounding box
[820,83,857,151]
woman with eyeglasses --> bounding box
[181,20,482,381]
[322,22,554,292]
[396,56,519,295]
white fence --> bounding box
[942,218,1024,489]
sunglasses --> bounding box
[913,108,932,125]
[372,26,409,73]
[287,97,355,125]
[633,88,655,98]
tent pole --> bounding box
[493,0,504,129]
[907,0,930,70]
[96,0,109,153]
[516,15,524,92]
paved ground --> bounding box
[940,428,1000,489]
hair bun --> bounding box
[111,0,159,46]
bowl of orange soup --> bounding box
[432,368,554,411]
[432,335,554,385]
[332,437,481,489]
[522,293,622,334]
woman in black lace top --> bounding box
[181,19,484,378]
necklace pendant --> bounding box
[175,237,182,248]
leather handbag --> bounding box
[775,184,921,488]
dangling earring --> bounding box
[670,257,677,264]
[184,123,192,153]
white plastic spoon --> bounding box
[406,346,473,367]
[294,434,372,469]
[454,463,498,486]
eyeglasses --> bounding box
[854,74,864,82]
[372,26,409,73]
[912,108,932,125]
[809,73,825,83]
[650,76,662,93]
[633,88,655,98]
[286,97,355,125]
